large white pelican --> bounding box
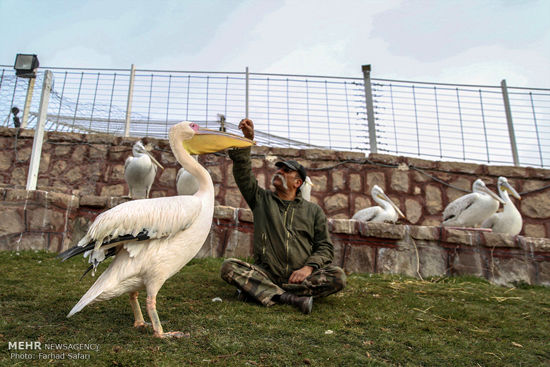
[481,177,522,235]
[300,176,314,201]
[124,141,164,199]
[59,122,253,338]
[176,166,199,196]
[352,185,405,223]
[442,179,505,228]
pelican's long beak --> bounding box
[379,193,406,219]
[502,182,521,200]
[146,151,164,170]
[481,186,506,204]
[183,128,255,155]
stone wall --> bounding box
[1,187,548,286]
[1,127,549,237]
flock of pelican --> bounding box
[59,122,524,337]
[348,177,522,236]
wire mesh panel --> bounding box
[1,65,549,168]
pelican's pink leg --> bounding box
[129,292,148,328]
[146,294,186,338]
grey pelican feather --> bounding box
[352,185,405,223]
[481,177,522,235]
[442,179,505,228]
[124,141,164,199]
[176,156,199,195]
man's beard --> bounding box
[271,173,288,190]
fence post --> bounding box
[500,79,519,166]
[245,66,249,119]
[21,77,36,128]
[26,70,52,191]
[124,64,136,137]
[361,64,378,153]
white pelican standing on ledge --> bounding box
[124,141,164,199]
[442,178,505,228]
[300,176,314,201]
[352,185,405,223]
[59,122,254,338]
[481,177,522,235]
[176,165,199,195]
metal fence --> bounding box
[1,64,549,168]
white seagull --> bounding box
[442,179,505,228]
[124,141,164,199]
[481,177,522,235]
[59,122,254,338]
[300,176,314,201]
[352,185,405,223]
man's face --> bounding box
[272,166,301,192]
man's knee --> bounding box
[220,258,239,280]
[331,266,347,292]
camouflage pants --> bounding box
[220,258,346,306]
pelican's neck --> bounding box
[499,187,511,203]
[169,134,213,197]
[375,197,393,212]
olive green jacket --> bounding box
[228,147,334,282]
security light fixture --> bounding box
[14,54,39,78]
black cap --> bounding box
[275,160,307,182]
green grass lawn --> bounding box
[1,251,549,366]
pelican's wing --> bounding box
[442,193,476,222]
[352,207,379,222]
[124,156,133,171]
[481,213,497,230]
[59,196,202,265]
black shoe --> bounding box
[279,292,313,314]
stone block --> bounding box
[312,174,327,192]
[442,228,480,246]
[38,153,51,173]
[358,222,406,239]
[405,198,422,224]
[425,184,443,215]
[251,145,270,155]
[391,171,409,193]
[85,133,116,145]
[523,224,546,238]
[237,208,253,223]
[349,173,362,192]
[488,257,535,286]
[214,206,236,220]
[80,195,108,208]
[416,241,447,278]
[409,225,440,241]
[328,219,358,234]
[10,167,27,186]
[271,147,300,158]
[482,232,516,248]
[0,209,25,235]
[100,184,125,197]
[303,149,335,160]
[158,168,177,187]
[195,230,223,258]
[517,236,550,252]
[438,161,481,175]
[224,188,242,208]
[9,233,48,251]
[88,145,108,160]
[160,151,177,165]
[251,158,264,169]
[412,170,431,183]
[538,261,550,286]
[407,157,436,170]
[331,171,345,191]
[521,192,550,219]
[64,166,83,184]
[224,229,253,258]
[446,178,472,203]
[207,166,223,183]
[71,145,88,163]
[331,237,345,268]
[368,153,399,166]
[486,165,528,178]
[27,207,66,232]
[343,244,375,274]
[5,189,31,202]
[376,242,417,277]
[324,193,349,214]
[366,172,385,193]
[451,248,484,277]
[0,152,13,170]
[353,196,371,216]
